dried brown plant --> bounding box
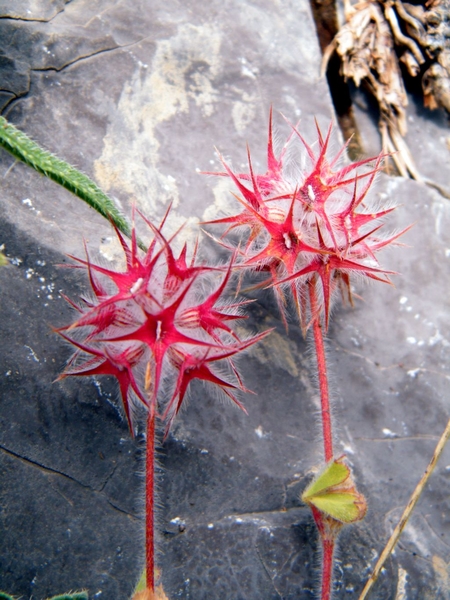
[323,0,450,180]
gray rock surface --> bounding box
[0,1,449,599]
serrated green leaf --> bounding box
[46,593,88,600]
[0,116,146,251]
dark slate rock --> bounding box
[0,53,29,110]
[0,219,143,599]
[0,1,70,21]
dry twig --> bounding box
[358,417,450,599]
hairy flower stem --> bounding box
[310,507,336,600]
[309,282,333,462]
[321,540,334,600]
[308,282,336,600]
[146,409,155,593]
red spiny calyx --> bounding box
[57,210,268,436]
[205,110,406,331]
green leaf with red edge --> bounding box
[302,457,367,524]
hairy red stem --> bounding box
[320,538,335,600]
[309,282,336,600]
[309,282,333,462]
[311,485,337,600]
[146,408,155,592]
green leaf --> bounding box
[303,459,349,497]
[134,570,147,593]
[46,593,88,600]
[0,589,88,599]
[0,116,145,250]
[309,491,364,523]
[302,457,367,523]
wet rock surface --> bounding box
[0,1,449,599]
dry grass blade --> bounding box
[380,121,422,180]
[358,417,450,600]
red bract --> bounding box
[57,211,269,435]
[162,332,268,435]
[57,333,148,432]
[205,111,407,331]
